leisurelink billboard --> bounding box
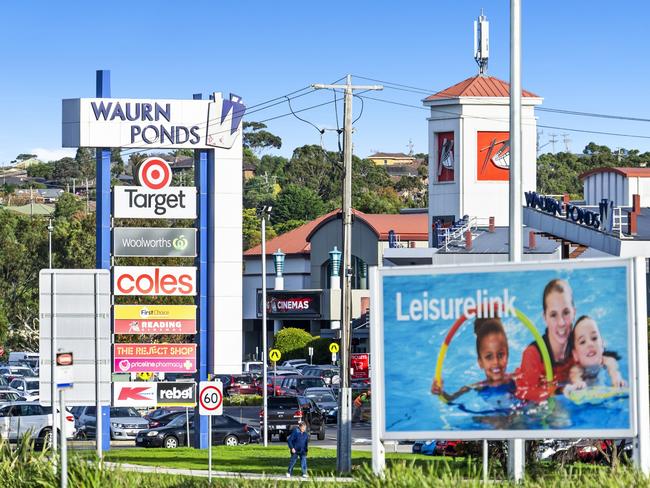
[375,259,636,440]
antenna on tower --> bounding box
[474,9,489,76]
[562,133,571,153]
[406,139,414,156]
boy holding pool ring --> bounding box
[565,315,626,393]
[515,279,576,403]
[431,317,517,408]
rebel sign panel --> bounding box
[113,266,196,296]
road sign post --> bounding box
[269,349,281,397]
[56,352,73,488]
[329,343,339,366]
[199,381,223,482]
[308,347,314,365]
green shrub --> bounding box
[224,394,262,406]
[272,327,313,360]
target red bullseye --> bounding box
[136,157,172,190]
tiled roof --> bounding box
[580,167,650,180]
[368,152,412,159]
[244,209,429,256]
[424,75,538,101]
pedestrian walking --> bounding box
[286,421,309,478]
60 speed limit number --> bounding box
[199,381,223,416]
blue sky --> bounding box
[1,1,649,165]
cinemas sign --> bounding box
[114,343,197,373]
[113,266,196,296]
[257,291,321,319]
[114,304,196,335]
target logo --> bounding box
[136,157,172,190]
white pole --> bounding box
[186,407,190,447]
[483,439,488,483]
[50,273,57,454]
[261,211,268,447]
[208,415,212,482]
[60,389,67,488]
[508,0,525,481]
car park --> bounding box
[0,402,75,447]
[8,377,40,401]
[281,359,308,368]
[260,395,325,442]
[136,413,258,448]
[278,376,328,395]
[412,440,437,456]
[303,387,338,423]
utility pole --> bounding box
[549,133,558,154]
[508,0,525,482]
[260,205,272,448]
[312,75,382,474]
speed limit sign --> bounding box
[199,381,223,416]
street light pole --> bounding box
[260,205,272,447]
[48,218,53,269]
[312,75,382,474]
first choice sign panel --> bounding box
[62,95,246,149]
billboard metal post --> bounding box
[633,257,650,474]
[193,96,210,449]
[94,273,102,459]
[369,267,385,475]
[50,273,57,454]
[59,388,67,488]
[95,69,112,452]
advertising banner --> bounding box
[477,130,510,181]
[377,259,636,440]
[114,344,196,373]
[62,95,245,149]
[112,382,196,407]
[114,304,196,335]
[113,186,197,219]
[113,228,197,257]
[351,353,370,379]
[113,266,196,296]
[256,290,322,319]
[436,132,454,182]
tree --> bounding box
[243,122,282,154]
[273,219,307,235]
[284,145,342,202]
[273,327,314,360]
[172,149,194,158]
[243,208,277,250]
[243,175,277,210]
[111,148,125,178]
[14,153,37,162]
[54,193,84,219]
[26,162,54,180]
[273,184,325,223]
[257,154,288,179]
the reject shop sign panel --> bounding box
[113,382,196,407]
[113,266,196,296]
[114,304,196,334]
[113,186,196,219]
[351,353,370,379]
[114,343,196,373]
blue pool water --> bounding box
[382,265,631,433]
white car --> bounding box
[8,377,40,401]
[0,402,75,446]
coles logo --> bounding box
[114,266,196,296]
[268,297,313,313]
[135,157,172,190]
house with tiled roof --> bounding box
[241,209,428,357]
[367,152,416,167]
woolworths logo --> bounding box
[173,235,188,250]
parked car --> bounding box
[260,395,325,442]
[76,406,149,440]
[147,410,186,429]
[8,377,40,401]
[281,359,308,368]
[278,376,328,396]
[0,365,34,382]
[144,407,185,422]
[136,414,258,448]
[303,366,340,385]
[0,389,24,403]
[303,387,338,423]
[226,374,262,396]
[412,440,437,455]
[8,352,39,370]
[242,361,263,374]
[0,402,75,447]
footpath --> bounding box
[104,461,356,483]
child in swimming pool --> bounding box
[566,315,626,391]
[431,317,516,403]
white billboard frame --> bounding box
[370,257,650,474]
